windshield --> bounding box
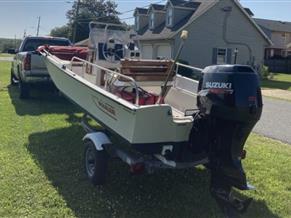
[22,38,71,52]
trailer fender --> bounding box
[83,132,112,151]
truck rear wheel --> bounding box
[84,140,108,186]
[19,80,30,99]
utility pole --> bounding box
[72,0,80,44]
[14,35,17,48]
[36,16,41,36]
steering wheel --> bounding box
[102,37,126,63]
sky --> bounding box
[0,0,290,39]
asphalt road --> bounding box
[254,97,291,144]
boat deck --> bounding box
[63,60,198,122]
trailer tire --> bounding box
[19,79,30,99]
[84,140,108,186]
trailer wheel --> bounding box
[19,80,30,99]
[84,140,108,186]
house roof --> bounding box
[254,18,291,33]
[169,0,200,9]
[136,0,272,45]
[150,4,165,11]
[244,8,254,17]
[137,0,216,40]
[135,8,148,15]
[137,13,193,40]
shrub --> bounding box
[260,65,270,79]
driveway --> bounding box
[0,57,13,62]
[254,97,291,144]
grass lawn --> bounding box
[0,53,13,57]
[0,61,291,218]
[261,73,291,91]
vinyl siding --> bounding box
[137,15,149,31]
[173,8,193,27]
[173,0,268,69]
[150,12,166,29]
[271,32,291,49]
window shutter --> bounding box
[227,48,232,64]
[212,48,217,64]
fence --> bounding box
[264,59,291,73]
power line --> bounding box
[77,16,134,24]
[119,0,166,14]
[73,0,166,22]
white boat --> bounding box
[40,22,263,216]
[43,54,197,146]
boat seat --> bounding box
[120,59,174,82]
[171,107,184,118]
[165,87,198,114]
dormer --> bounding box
[244,8,254,17]
[134,8,149,32]
[148,4,166,30]
[165,0,200,28]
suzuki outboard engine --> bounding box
[194,65,263,215]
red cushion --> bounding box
[37,45,88,61]
[114,87,163,105]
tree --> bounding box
[67,0,121,42]
[50,25,70,38]
[0,38,21,52]
[50,0,121,42]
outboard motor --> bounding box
[194,65,263,215]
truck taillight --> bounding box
[23,54,31,71]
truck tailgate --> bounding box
[31,54,47,72]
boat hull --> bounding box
[43,55,193,146]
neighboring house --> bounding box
[254,18,291,59]
[134,0,272,70]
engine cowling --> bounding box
[198,65,262,122]
[196,65,263,190]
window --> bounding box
[282,32,287,42]
[149,13,155,29]
[22,39,71,52]
[217,48,227,64]
[135,16,140,31]
[270,49,274,57]
[166,7,173,26]
[281,50,287,57]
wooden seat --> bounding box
[120,59,174,82]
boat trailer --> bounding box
[81,113,254,218]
